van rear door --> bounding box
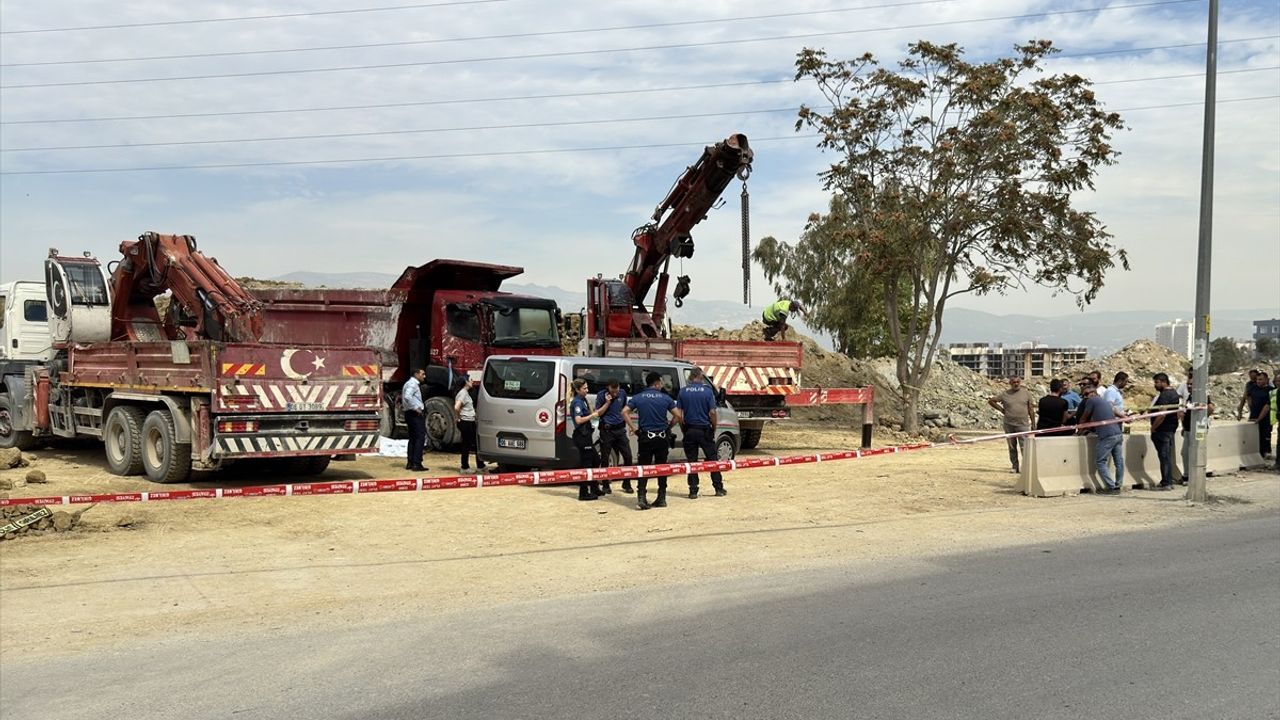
[478,357,562,465]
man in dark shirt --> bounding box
[1148,372,1181,489]
[624,372,682,511]
[596,379,635,493]
[1036,379,1071,437]
[677,368,725,498]
[1246,371,1275,459]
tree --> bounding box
[756,197,901,357]
[1209,337,1246,374]
[1256,336,1280,362]
[756,40,1128,433]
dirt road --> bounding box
[1,424,1276,660]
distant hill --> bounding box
[272,271,1272,356]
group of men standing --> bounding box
[570,369,727,510]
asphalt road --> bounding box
[3,513,1278,720]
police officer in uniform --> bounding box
[569,378,609,501]
[677,368,726,498]
[762,298,806,342]
[596,378,634,493]
[624,372,683,511]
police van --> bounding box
[476,355,741,470]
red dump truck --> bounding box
[0,234,383,482]
[249,259,563,449]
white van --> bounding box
[476,355,741,470]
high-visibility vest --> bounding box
[763,300,792,322]
[1271,387,1277,425]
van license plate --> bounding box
[498,437,526,450]
[286,402,326,412]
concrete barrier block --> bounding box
[1124,434,1162,489]
[1174,423,1266,478]
[1026,436,1099,497]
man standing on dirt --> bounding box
[1036,379,1071,437]
[454,374,484,474]
[678,368,725,498]
[1077,379,1124,494]
[625,372,682,511]
[596,378,634,493]
[1148,373,1180,490]
[989,376,1035,474]
[1236,369,1260,420]
[1245,371,1275,460]
[403,368,428,472]
[762,298,805,342]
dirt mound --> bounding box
[0,505,90,541]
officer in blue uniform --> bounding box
[677,368,725,498]
[596,378,635,494]
[624,372,683,511]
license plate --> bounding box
[286,402,326,412]
[498,437,526,449]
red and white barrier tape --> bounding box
[0,407,1191,507]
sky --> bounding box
[1,0,1278,320]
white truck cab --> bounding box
[0,281,53,363]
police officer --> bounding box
[569,378,609,501]
[624,372,683,511]
[677,368,726,498]
[762,298,806,342]
[596,378,634,493]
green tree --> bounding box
[1256,336,1280,361]
[757,40,1127,433]
[755,197,900,357]
[1209,337,1246,374]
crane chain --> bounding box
[740,181,750,306]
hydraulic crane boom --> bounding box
[588,133,753,342]
[110,231,264,343]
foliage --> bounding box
[1256,336,1280,362]
[758,40,1128,432]
[1209,337,1246,374]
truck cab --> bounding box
[0,281,53,365]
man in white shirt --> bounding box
[1101,371,1130,417]
[402,368,428,472]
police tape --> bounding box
[0,407,1189,508]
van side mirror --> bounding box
[716,387,726,405]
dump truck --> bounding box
[0,234,383,482]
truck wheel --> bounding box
[0,394,36,451]
[300,456,331,475]
[424,396,459,450]
[379,405,401,439]
[140,409,192,484]
[716,433,737,461]
[103,406,146,475]
[739,428,762,450]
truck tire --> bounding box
[424,396,459,450]
[300,456,331,475]
[0,393,36,451]
[716,433,737,461]
[103,406,146,476]
[739,428,763,450]
[140,409,192,484]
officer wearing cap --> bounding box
[677,367,725,498]
[624,371,683,511]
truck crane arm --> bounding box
[110,232,264,343]
[622,133,752,335]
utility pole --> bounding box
[1187,0,1218,503]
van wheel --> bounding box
[140,409,192,484]
[424,396,459,450]
[103,406,146,475]
[0,394,36,451]
[716,433,737,461]
[739,428,763,450]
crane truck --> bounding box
[0,233,383,482]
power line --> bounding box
[3,38,1275,127]
[0,0,960,67]
[0,107,800,153]
[0,0,1206,90]
[7,67,1278,154]
[3,95,1274,177]
[0,0,515,35]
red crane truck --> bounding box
[248,259,563,449]
[0,233,383,482]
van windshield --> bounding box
[484,359,555,400]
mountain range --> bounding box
[272,271,1273,356]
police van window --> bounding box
[638,367,677,398]
[24,300,48,322]
[446,304,481,342]
[483,359,554,400]
[571,364,635,395]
